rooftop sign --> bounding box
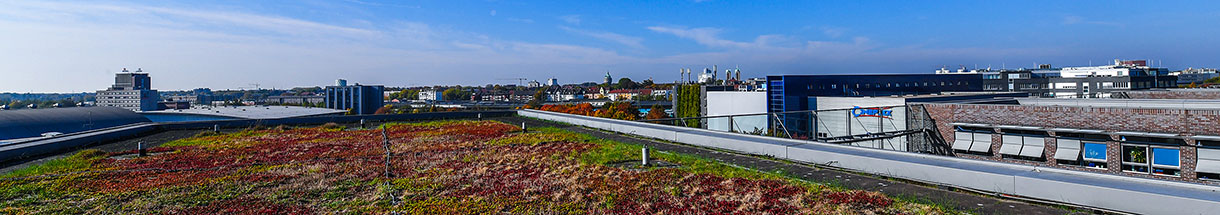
[852,106,893,119]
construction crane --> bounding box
[497,78,528,86]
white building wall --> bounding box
[419,90,442,101]
[813,97,907,150]
[705,92,767,133]
[1060,66,1130,78]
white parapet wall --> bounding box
[518,109,1220,214]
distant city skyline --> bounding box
[3,0,1220,92]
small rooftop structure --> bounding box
[142,105,346,120]
[0,106,150,140]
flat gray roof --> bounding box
[1014,98,1220,110]
[0,106,150,140]
[1145,89,1220,92]
[144,105,346,119]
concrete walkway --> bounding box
[496,116,1078,215]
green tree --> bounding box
[442,88,470,101]
[374,104,393,115]
[617,78,639,89]
[641,79,655,88]
[675,84,701,127]
[526,89,546,108]
[1205,77,1220,84]
[644,104,668,120]
[403,89,419,100]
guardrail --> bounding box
[638,105,943,154]
[158,110,515,130]
[0,111,516,165]
[0,123,158,164]
[520,109,1220,214]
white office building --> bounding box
[95,68,159,112]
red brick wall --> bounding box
[923,104,1220,137]
[922,103,1218,184]
[1125,91,1220,99]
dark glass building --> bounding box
[325,84,384,115]
[766,74,984,113]
[979,68,1176,98]
[765,74,986,138]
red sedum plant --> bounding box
[0,121,943,214]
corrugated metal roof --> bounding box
[0,106,150,140]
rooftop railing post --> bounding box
[811,111,819,141]
[772,113,794,139]
[641,146,650,166]
[814,111,821,140]
[728,116,734,133]
[137,141,146,157]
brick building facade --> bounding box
[1123,90,1220,99]
[921,103,1220,184]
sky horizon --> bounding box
[3,0,1220,93]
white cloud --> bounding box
[821,26,845,38]
[559,26,644,49]
[507,18,534,23]
[647,26,749,48]
[559,15,581,25]
[646,26,797,50]
[1062,15,1124,28]
[341,0,420,8]
[0,1,640,91]
[0,1,1083,92]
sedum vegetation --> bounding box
[0,120,947,214]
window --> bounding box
[1201,172,1220,181]
[1197,142,1220,180]
[1054,139,1082,165]
[1121,143,1181,176]
[1082,142,1108,169]
[1201,140,1220,148]
[1151,147,1180,176]
[1123,136,1186,145]
[1122,145,1150,174]
[954,126,994,155]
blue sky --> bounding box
[2,0,1219,92]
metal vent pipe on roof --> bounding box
[642,146,650,166]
